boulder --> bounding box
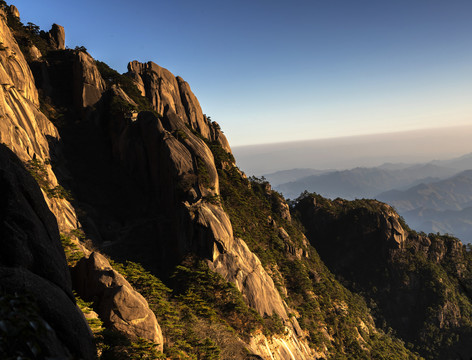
[73,252,164,350]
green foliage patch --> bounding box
[25,158,73,200]
[110,258,265,359]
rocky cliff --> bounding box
[1,2,471,359]
[295,193,472,359]
[0,143,95,359]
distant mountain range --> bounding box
[271,163,458,200]
[377,170,472,242]
[267,153,472,243]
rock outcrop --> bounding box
[8,4,19,18]
[0,144,95,359]
[0,7,39,106]
[127,60,232,153]
[48,23,65,50]
[209,237,288,318]
[73,51,106,109]
[73,252,164,350]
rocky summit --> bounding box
[0,2,471,359]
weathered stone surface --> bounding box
[0,11,80,235]
[26,44,42,60]
[247,331,318,360]
[126,60,233,155]
[73,252,164,350]
[190,202,234,260]
[0,144,95,359]
[176,76,210,139]
[128,61,186,117]
[0,8,39,105]
[73,51,106,109]
[209,237,288,319]
[48,24,65,50]
[8,4,19,18]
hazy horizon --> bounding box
[233,125,472,176]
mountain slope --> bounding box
[294,194,472,359]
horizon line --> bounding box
[232,123,472,149]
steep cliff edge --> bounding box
[295,193,472,359]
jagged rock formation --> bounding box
[73,252,164,350]
[0,6,165,358]
[48,23,65,50]
[0,144,95,359]
[127,60,231,153]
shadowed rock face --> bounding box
[0,144,95,359]
[73,252,164,350]
[295,194,472,360]
[295,197,406,272]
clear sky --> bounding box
[11,0,472,147]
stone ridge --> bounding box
[127,60,232,153]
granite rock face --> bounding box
[8,4,19,18]
[73,51,106,109]
[73,252,164,350]
[127,60,232,153]
[0,8,79,234]
[209,237,288,318]
[0,144,95,359]
[48,23,65,50]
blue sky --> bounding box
[12,0,472,146]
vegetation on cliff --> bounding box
[213,146,422,359]
[294,193,472,359]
